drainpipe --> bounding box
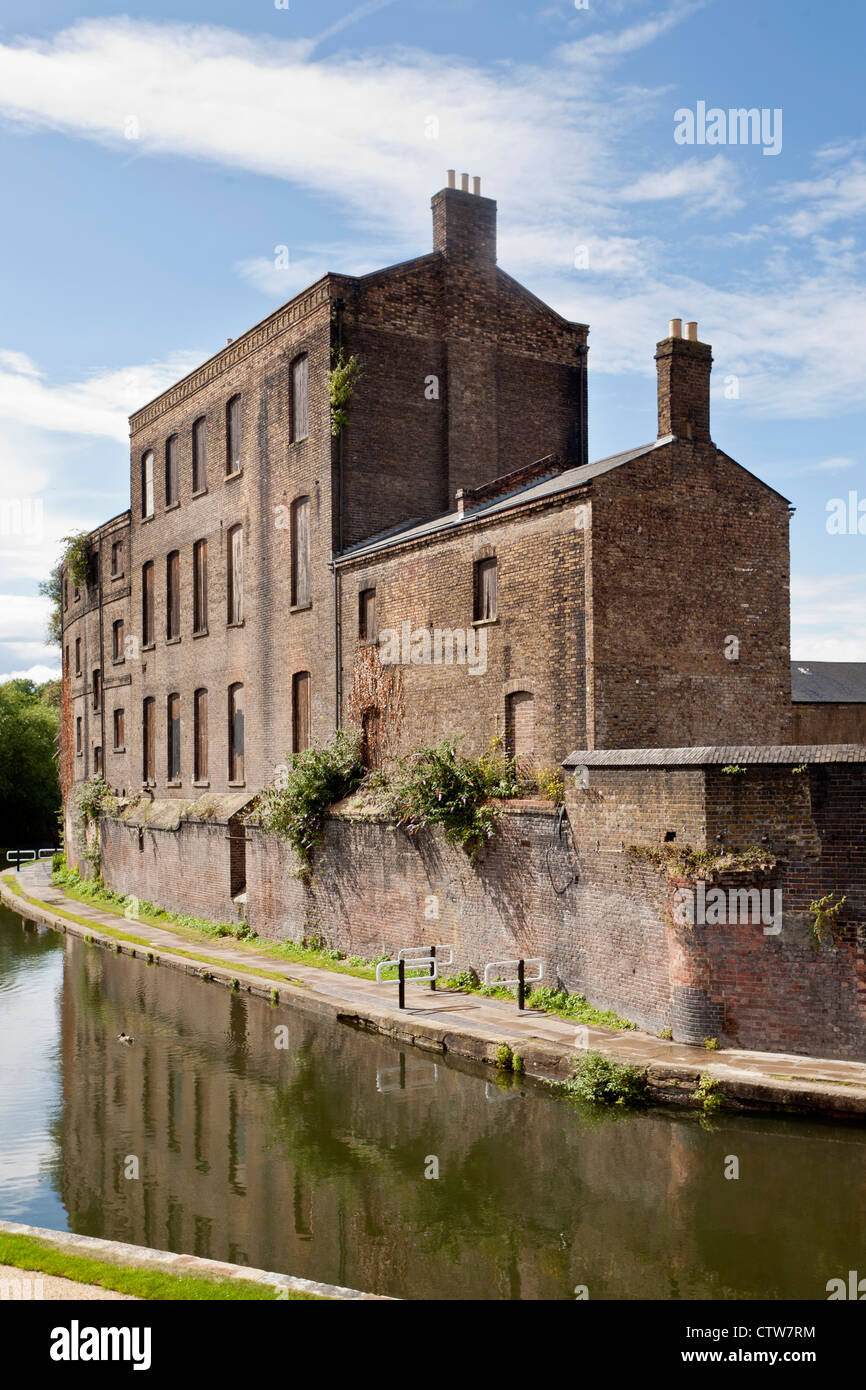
[97,534,105,775]
[333,296,346,732]
[577,343,589,468]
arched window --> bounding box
[290,496,311,608]
[228,683,244,782]
[192,416,207,493]
[142,697,155,782]
[167,693,181,781]
[505,691,535,765]
[141,450,154,518]
[292,671,311,752]
[194,689,208,782]
[291,355,309,442]
[227,525,243,624]
[141,561,154,646]
[226,395,242,474]
[166,550,180,639]
[165,434,179,506]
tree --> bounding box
[0,680,61,845]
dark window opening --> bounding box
[292,671,311,753]
[113,708,125,752]
[92,668,101,712]
[94,746,102,775]
[142,561,154,645]
[358,588,376,641]
[75,638,81,675]
[75,717,83,755]
[228,683,244,782]
[226,395,242,474]
[229,821,246,899]
[192,416,207,492]
[142,697,155,783]
[167,693,181,781]
[166,550,180,640]
[474,557,498,622]
[165,434,179,506]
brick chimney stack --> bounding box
[432,172,497,272]
[655,319,713,442]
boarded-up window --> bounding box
[226,395,242,474]
[474,557,497,622]
[94,746,102,775]
[505,691,535,764]
[227,525,243,623]
[112,619,125,662]
[92,668,101,712]
[142,562,154,645]
[167,693,181,780]
[113,708,125,751]
[165,434,179,506]
[358,588,376,641]
[228,684,244,782]
[76,717,82,754]
[360,707,380,769]
[292,671,311,753]
[292,355,309,442]
[75,638,81,675]
[193,538,208,632]
[192,416,207,493]
[194,689,208,781]
[166,550,180,639]
[229,820,246,898]
[142,697,155,782]
[291,497,311,607]
[111,540,123,577]
[142,451,154,518]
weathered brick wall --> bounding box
[338,493,589,771]
[91,761,866,1059]
[589,441,793,748]
[792,702,866,743]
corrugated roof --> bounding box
[336,439,674,561]
[562,745,866,768]
[791,661,866,703]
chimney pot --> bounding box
[472,176,481,196]
[668,318,682,339]
[461,172,469,192]
[447,169,456,189]
[684,321,698,341]
[226,338,234,345]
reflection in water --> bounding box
[0,901,864,1300]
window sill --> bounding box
[165,501,180,512]
[110,572,124,582]
[113,746,126,755]
[167,780,182,788]
[192,780,210,788]
[290,602,312,614]
[228,780,246,789]
[358,637,378,647]
[141,515,154,524]
[192,487,208,499]
[142,643,155,653]
[166,636,181,645]
[193,627,209,639]
[227,620,245,629]
[290,435,310,446]
[226,468,243,482]
[472,617,499,628]
[112,658,125,667]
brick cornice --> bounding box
[129,278,333,434]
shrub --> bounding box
[377,738,503,860]
[254,729,366,875]
[692,1074,722,1113]
[493,1043,514,1071]
[563,1051,647,1107]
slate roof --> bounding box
[336,438,675,561]
[791,661,866,703]
[562,745,866,768]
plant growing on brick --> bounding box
[691,1074,722,1113]
[378,738,502,860]
[74,776,118,871]
[629,842,775,881]
[328,349,362,437]
[253,729,366,876]
[560,1051,647,1107]
[809,891,848,950]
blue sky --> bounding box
[0,0,864,679]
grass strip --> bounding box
[0,1233,319,1301]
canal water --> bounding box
[0,899,861,1300]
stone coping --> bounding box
[563,744,866,768]
[0,1221,390,1301]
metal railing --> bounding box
[5,848,55,871]
[483,957,544,1011]
[376,944,454,1009]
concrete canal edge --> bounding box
[3,869,866,1122]
[0,1221,391,1300]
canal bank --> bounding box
[3,863,866,1121]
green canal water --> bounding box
[0,898,861,1300]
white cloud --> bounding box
[803,456,856,473]
[619,154,741,212]
[0,664,61,684]
[558,0,708,64]
[790,574,866,662]
[0,348,202,441]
